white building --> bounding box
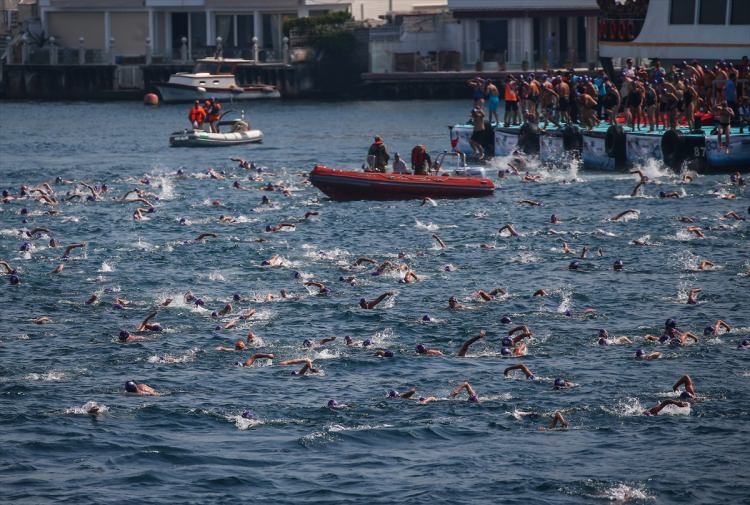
[35,0,446,59]
[448,0,600,69]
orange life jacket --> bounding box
[504,83,517,101]
[189,105,206,123]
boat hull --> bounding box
[309,165,494,201]
[156,83,280,103]
[169,129,263,147]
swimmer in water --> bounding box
[352,257,377,266]
[533,289,548,296]
[634,349,661,360]
[723,210,745,221]
[62,243,85,259]
[136,311,162,332]
[504,363,536,380]
[704,319,731,336]
[118,330,145,343]
[432,234,446,249]
[686,226,705,238]
[474,288,506,301]
[125,380,158,395]
[596,329,633,345]
[553,377,578,389]
[643,399,689,416]
[673,374,697,400]
[498,224,520,237]
[303,336,337,348]
[265,223,295,233]
[447,296,463,310]
[194,232,218,242]
[416,343,443,356]
[698,260,715,270]
[457,330,486,357]
[279,358,318,375]
[261,255,284,267]
[388,388,418,399]
[304,281,330,295]
[686,287,702,304]
[1,260,16,274]
[216,340,246,352]
[359,292,394,309]
[450,381,479,403]
[420,197,437,207]
[629,169,649,196]
[51,263,64,274]
[610,209,639,221]
[517,199,542,206]
[240,353,274,367]
[659,190,680,199]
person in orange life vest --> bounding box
[188,100,206,129]
[208,98,222,133]
[411,145,432,175]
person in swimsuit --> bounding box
[713,101,735,152]
[643,399,689,416]
[644,81,658,131]
[470,107,486,159]
[485,80,500,124]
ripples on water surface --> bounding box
[1,100,749,504]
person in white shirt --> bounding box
[392,152,409,174]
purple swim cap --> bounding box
[125,381,138,393]
[665,318,677,329]
[363,339,372,347]
[195,298,205,306]
[554,378,565,388]
[635,349,645,357]
[501,316,512,324]
[388,390,399,398]
[468,394,479,403]
[569,260,580,270]
[344,336,353,343]
[303,339,312,348]
[211,311,218,318]
[9,274,20,285]
[241,409,254,419]
[416,344,426,353]
[233,293,241,301]
[501,347,512,356]
[501,337,513,347]
[613,259,624,271]
[418,396,427,402]
[119,330,130,341]
[703,325,714,336]
[422,314,431,322]
[360,298,367,304]
[327,399,338,408]
[382,350,394,358]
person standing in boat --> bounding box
[410,145,431,175]
[207,98,222,133]
[188,100,207,130]
[469,107,486,160]
[367,135,390,172]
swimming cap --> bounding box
[598,329,608,338]
[635,349,645,357]
[233,293,241,301]
[215,325,222,331]
[345,336,353,343]
[303,339,312,348]
[176,169,184,176]
[211,311,218,318]
[359,298,367,305]
[449,296,458,303]
[149,324,162,332]
[554,378,566,388]
[327,399,339,408]
[665,318,677,329]
[598,338,608,346]
[659,191,666,198]
[569,260,580,270]
[469,394,479,403]
[704,325,715,336]
[501,316,512,324]
[739,339,750,348]
[119,330,130,341]
[418,396,427,402]
[363,339,372,347]
[9,274,20,285]
[416,344,426,353]
[501,347,512,356]
[382,350,394,358]
[195,299,205,306]
[422,314,432,322]
[613,259,624,271]
[564,310,572,317]
[125,381,138,393]
[680,391,695,400]
[293,271,302,278]
[241,409,255,419]
[20,242,31,251]
[388,390,399,398]
[502,337,513,347]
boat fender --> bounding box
[562,124,583,152]
[661,129,686,170]
[605,124,626,163]
[518,122,540,155]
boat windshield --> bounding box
[434,152,467,173]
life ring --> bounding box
[605,124,627,165]
[562,124,583,153]
[518,122,540,155]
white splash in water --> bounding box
[65,401,108,415]
[99,261,114,272]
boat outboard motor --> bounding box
[605,124,627,168]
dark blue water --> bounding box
[1,100,749,504]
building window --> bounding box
[216,15,234,46]
[731,0,750,24]
[479,20,508,62]
[237,15,254,47]
[699,0,727,24]
[670,0,696,24]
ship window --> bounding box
[699,0,727,24]
[730,0,750,24]
[670,0,696,24]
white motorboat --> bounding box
[156,58,280,103]
[169,116,263,147]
